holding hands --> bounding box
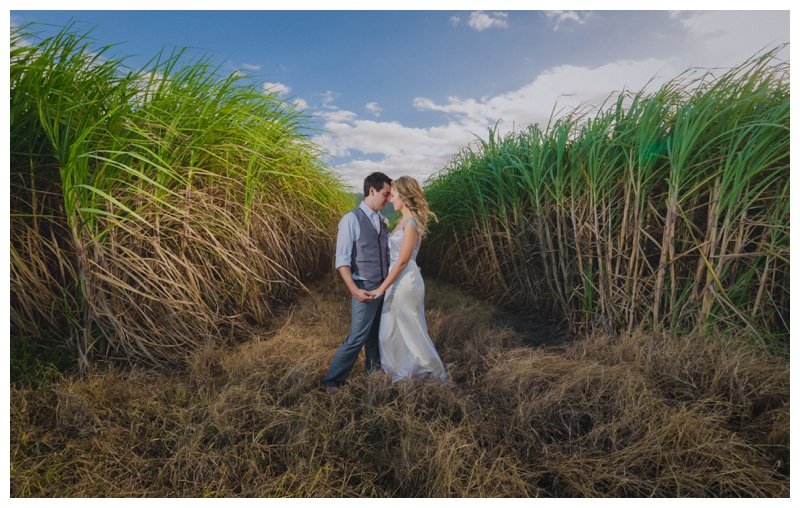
[352,288,373,303]
[350,287,386,302]
[351,287,384,302]
[366,287,386,300]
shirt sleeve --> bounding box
[334,212,358,269]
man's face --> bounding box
[371,183,391,209]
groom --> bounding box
[322,172,392,392]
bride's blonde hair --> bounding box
[392,176,437,238]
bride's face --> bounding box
[389,188,404,212]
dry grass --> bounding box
[10,275,788,497]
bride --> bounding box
[367,176,447,383]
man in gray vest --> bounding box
[322,172,392,392]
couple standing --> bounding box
[322,172,447,391]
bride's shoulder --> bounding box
[405,217,423,234]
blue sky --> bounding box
[9,5,791,191]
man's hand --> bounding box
[339,266,372,303]
[352,288,373,302]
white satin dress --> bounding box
[378,217,447,383]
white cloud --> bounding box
[450,15,461,27]
[316,11,788,190]
[317,58,671,187]
[467,11,508,31]
[293,98,308,110]
[313,103,506,186]
[314,109,358,124]
[263,81,291,96]
[414,58,671,132]
[365,102,382,116]
[320,90,339,109]
[241,63,261,71]
[544,11,589,31]
[676,11,788,68]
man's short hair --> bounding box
[363,172,392,197]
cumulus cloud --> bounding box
[467,11,508,31]
[414,58,673,132]
[544,11,589,31]
[316,11,788,189]
[316,58,671,187]
[314,119,471,187]
[450,15,461,26]
[320,90,339,109]
[263,81,291,96]
[313,109,358,124]
[312,109,482,183]
[365,102,382,116]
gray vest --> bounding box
[351,207,389,282]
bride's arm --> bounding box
[369,223,418,298]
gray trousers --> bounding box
[323,279,383,386]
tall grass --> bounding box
[10,24,352,373]
[421,50,789,345]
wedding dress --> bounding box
[378,217,447,383]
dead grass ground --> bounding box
[10,274,789,497]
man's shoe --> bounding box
[322,384,340,394]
